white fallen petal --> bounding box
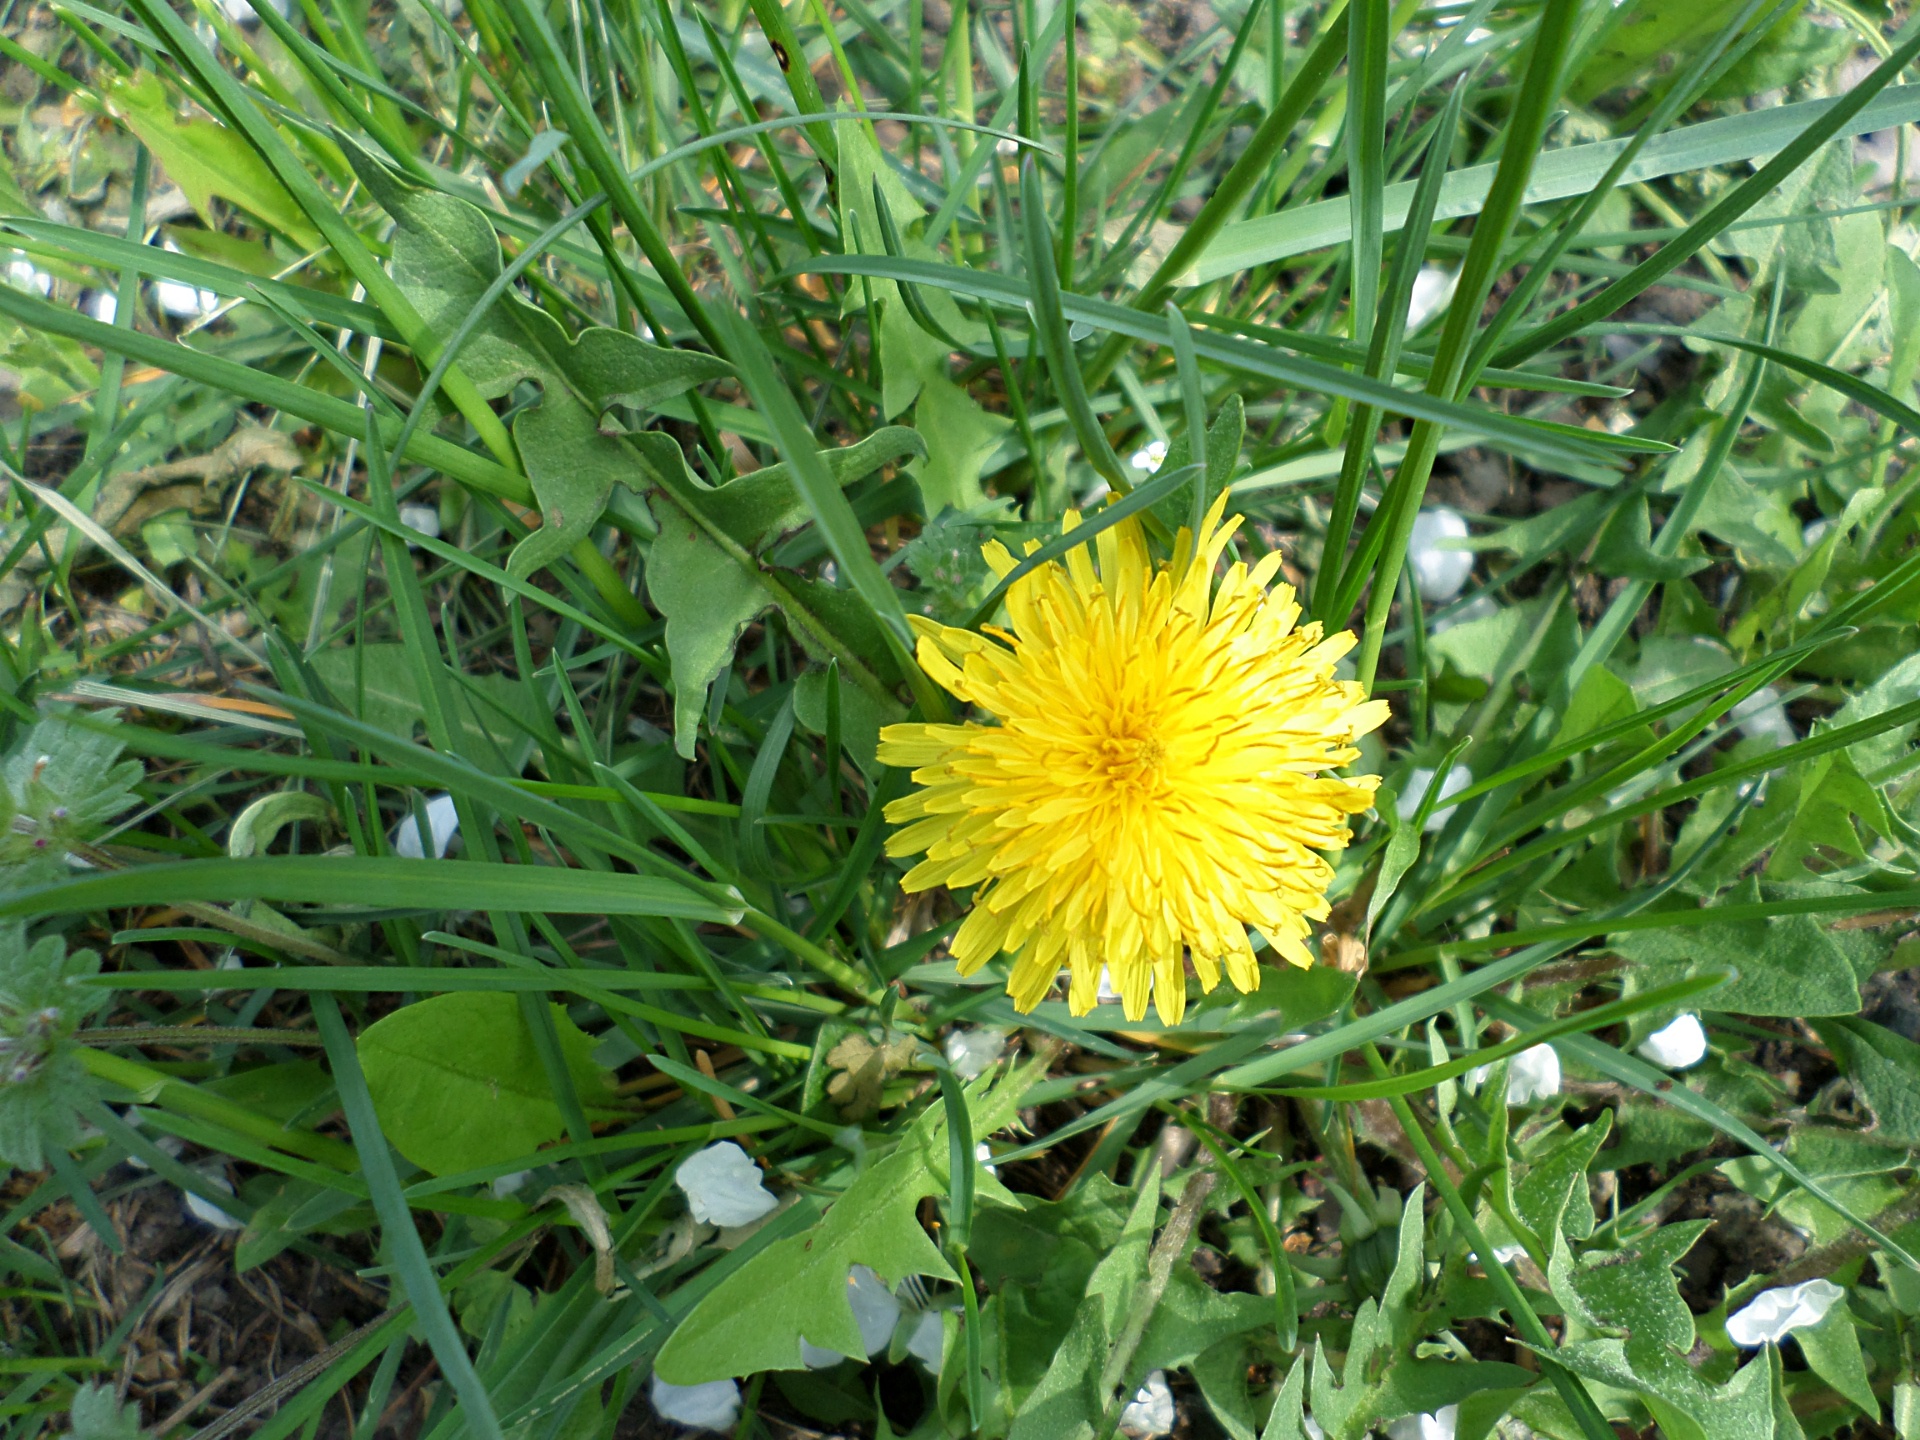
[649,1375,740,1430]
[1732,686,1795,747]
[847,1264,902,1355]
[398,504,441,542]
[975,1141,998,1177]
[674,1142,777,1227]
[1129,439,1168,475]
[490,1169,531,1198]
[392,793,461,859]
[1097,966,1122,1004]
[1505,1045,1561,1104]
[1119,1370,1176,1438]
[944,1027,1007,1081]
[906,1308,945,1371]
[1406,267,1458,334]
[182,1170,244,1230]
[154,277,219,318]
[1726,1279,1844,1346]
[1638,1014,1708,1070]
[1408,506,1474,602]
[5,257,50,297]
[1397,765,1472,833]
[1387,1404,1459,1440]
[88,291,117,324]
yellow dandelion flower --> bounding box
[877,494,1389,1026]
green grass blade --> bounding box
[313,995,510,1440]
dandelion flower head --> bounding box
[878,496,1388,1024]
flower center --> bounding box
[1095,731,1166,792]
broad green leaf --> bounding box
[1191,1337,1261,1440]
[199,1060,333,1123]
[1514,1114,1612,1246]
[910,370,1010,515]
[339,139,731,579]
[1189,87,1920,279]
[1006,1166,1161,1440]
[1888,246,1920,397]
[1763,752,1890,880]
[1428,599,1541,685]
[1551,667,1650,752]
[1553,1334,1776,1440]
[66,1383,147,1440]
[1794,1299,1877,1417]
[1261,1355,1310,1440]
[655,1061,1034,1382]
[98,72,318,247]
[1572,0,1786,102]
[974,1173,1135,1405]
[794,666,884,778]
[639,426,924,756]
[1816,1018,1920,1146]
[357,991,617,1176]
[1828,652,1920,775]
[1310,1188,1452,1440]
[1135,1268,1270,1372]
[1591,491,1711,582]
[1549,1220,1707,1355]
[1611,876,1862,1017]
[1148,394,1246,536]
[1549,1219,1788,1439]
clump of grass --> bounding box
[0,0,1918,1434]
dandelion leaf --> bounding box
[1261,1354,1311,1440]
[1547,1220,1788,1438]
[655,1060,1035,1383]
[1815,1018,1920,1146]
[336,136,730,580]
[65,1381,149,1440]
[972,1173,1133,1403]
[102,72,317,247]
[1006,1165,1161,1440]
[1513,1112,1611,1245]
[1793,1299,1877,1417]
[1149,393,1244,536]
[637,426,923,757]
[1611,875,1860,1016]
[1764,752,1890,879]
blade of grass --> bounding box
[1350,0,1583,688]
[313,995,509,1440]
[0,856,746,921]
[1493,21,1920,366]
[1021,158,1130,490]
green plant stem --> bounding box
[1352,0,1581,687]
[79,1048,359,1170]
